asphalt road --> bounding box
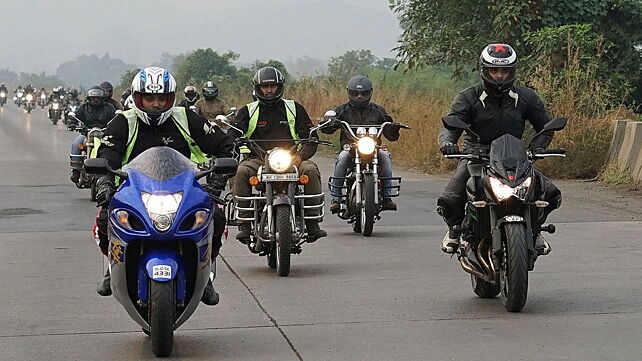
[1,104,642,361]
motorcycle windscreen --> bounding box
[123,146,197,182]
[488,134,531,186]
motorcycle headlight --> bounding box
[40,94,46,99]
[26,94,33,101]
[489,176,532,201]
[356,127,367,136]
[267,149,292,173]
[357,136,376,155]
[0,92,6,97]
[368,127,378,136]
[17,92,23,97]
[141,191,183,232]
[52,103,59,109]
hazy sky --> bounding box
[0,0,401,73]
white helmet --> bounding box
[124,95,135,110]
[131,66,177,126]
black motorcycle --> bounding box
[441,116,567,312]
[324,111,410,236]
[0,90,7,106]
[222,119,332,276]
[23,92,35,113]
[48,98,63,125]
[69,115,104,201]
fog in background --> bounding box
[0,0,400,74]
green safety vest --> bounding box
[112,108,210,185]
[245,99,300,140]
[118,107,210,165]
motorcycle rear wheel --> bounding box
[275,205,292,277]
[149,280,175,357]
[361,174,376,237]
[500,223,529,312]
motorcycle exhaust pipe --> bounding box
[458,255,489,281]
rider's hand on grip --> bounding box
[95,176,116,207]
[440,141,459,155]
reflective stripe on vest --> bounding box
[244,99,300,140]
[119,108,210,166]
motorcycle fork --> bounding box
[354,153,362,208]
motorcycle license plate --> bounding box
[261,173,298,181]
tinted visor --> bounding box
[348,89,372,99]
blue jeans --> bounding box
[330,149,393,203]
[70,135,86,170]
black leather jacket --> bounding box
[321,102,399,147]
[439,84,553,150]
[74,102,116,129]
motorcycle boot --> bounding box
[441,225,461,254]
[382,198,397,211]
[70,169,80,184]
[305,221,327,242]
[535,234,552,255]
[97,269,111,296]
[236,222,251,244]
[201,279,220,305]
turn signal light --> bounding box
[249,176,259,186]
[299,175,309,184]
[77,144,85,150]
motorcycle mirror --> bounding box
[84,158,109,175]
[543,117,567,132]
[214,157,238,175]
[442,116,480,140]
[215,115,227,122]
[530,117,568,142]
[230,106,237,113]
[68,112,76,117]
[188,105,197,111]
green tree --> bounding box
[389,0,642,106]
[173,48,239,87]
[328,49,380,80]
[18,72,65,89]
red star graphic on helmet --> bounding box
[494,45,506,53]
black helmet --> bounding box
[121,89,131,100]
[346,75,373,109]
[202,81,219,100]
[69,88,78,98]
[479,43,518,94]
[184,85,199,102]
[86,86,105,106]
[252,67,284,105]
[99,81,114,98]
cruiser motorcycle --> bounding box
[84,149,237,357]
[23,92,35,113]
[324,111,410,236]
[49,98,63,124]
[0,90,6,106]
[441,116,567,312]
[68,114,104,200]
[37,92,48,108]
[221,117,331,276]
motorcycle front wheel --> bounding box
[361,174,376,237]
[149,279,175,357]
[275,204,292,276]
[499,223,529,312]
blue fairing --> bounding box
[106,147,214,309]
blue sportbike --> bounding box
[85,147,236,357]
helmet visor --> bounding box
[348,89,372,99]
[134,92,175,113]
